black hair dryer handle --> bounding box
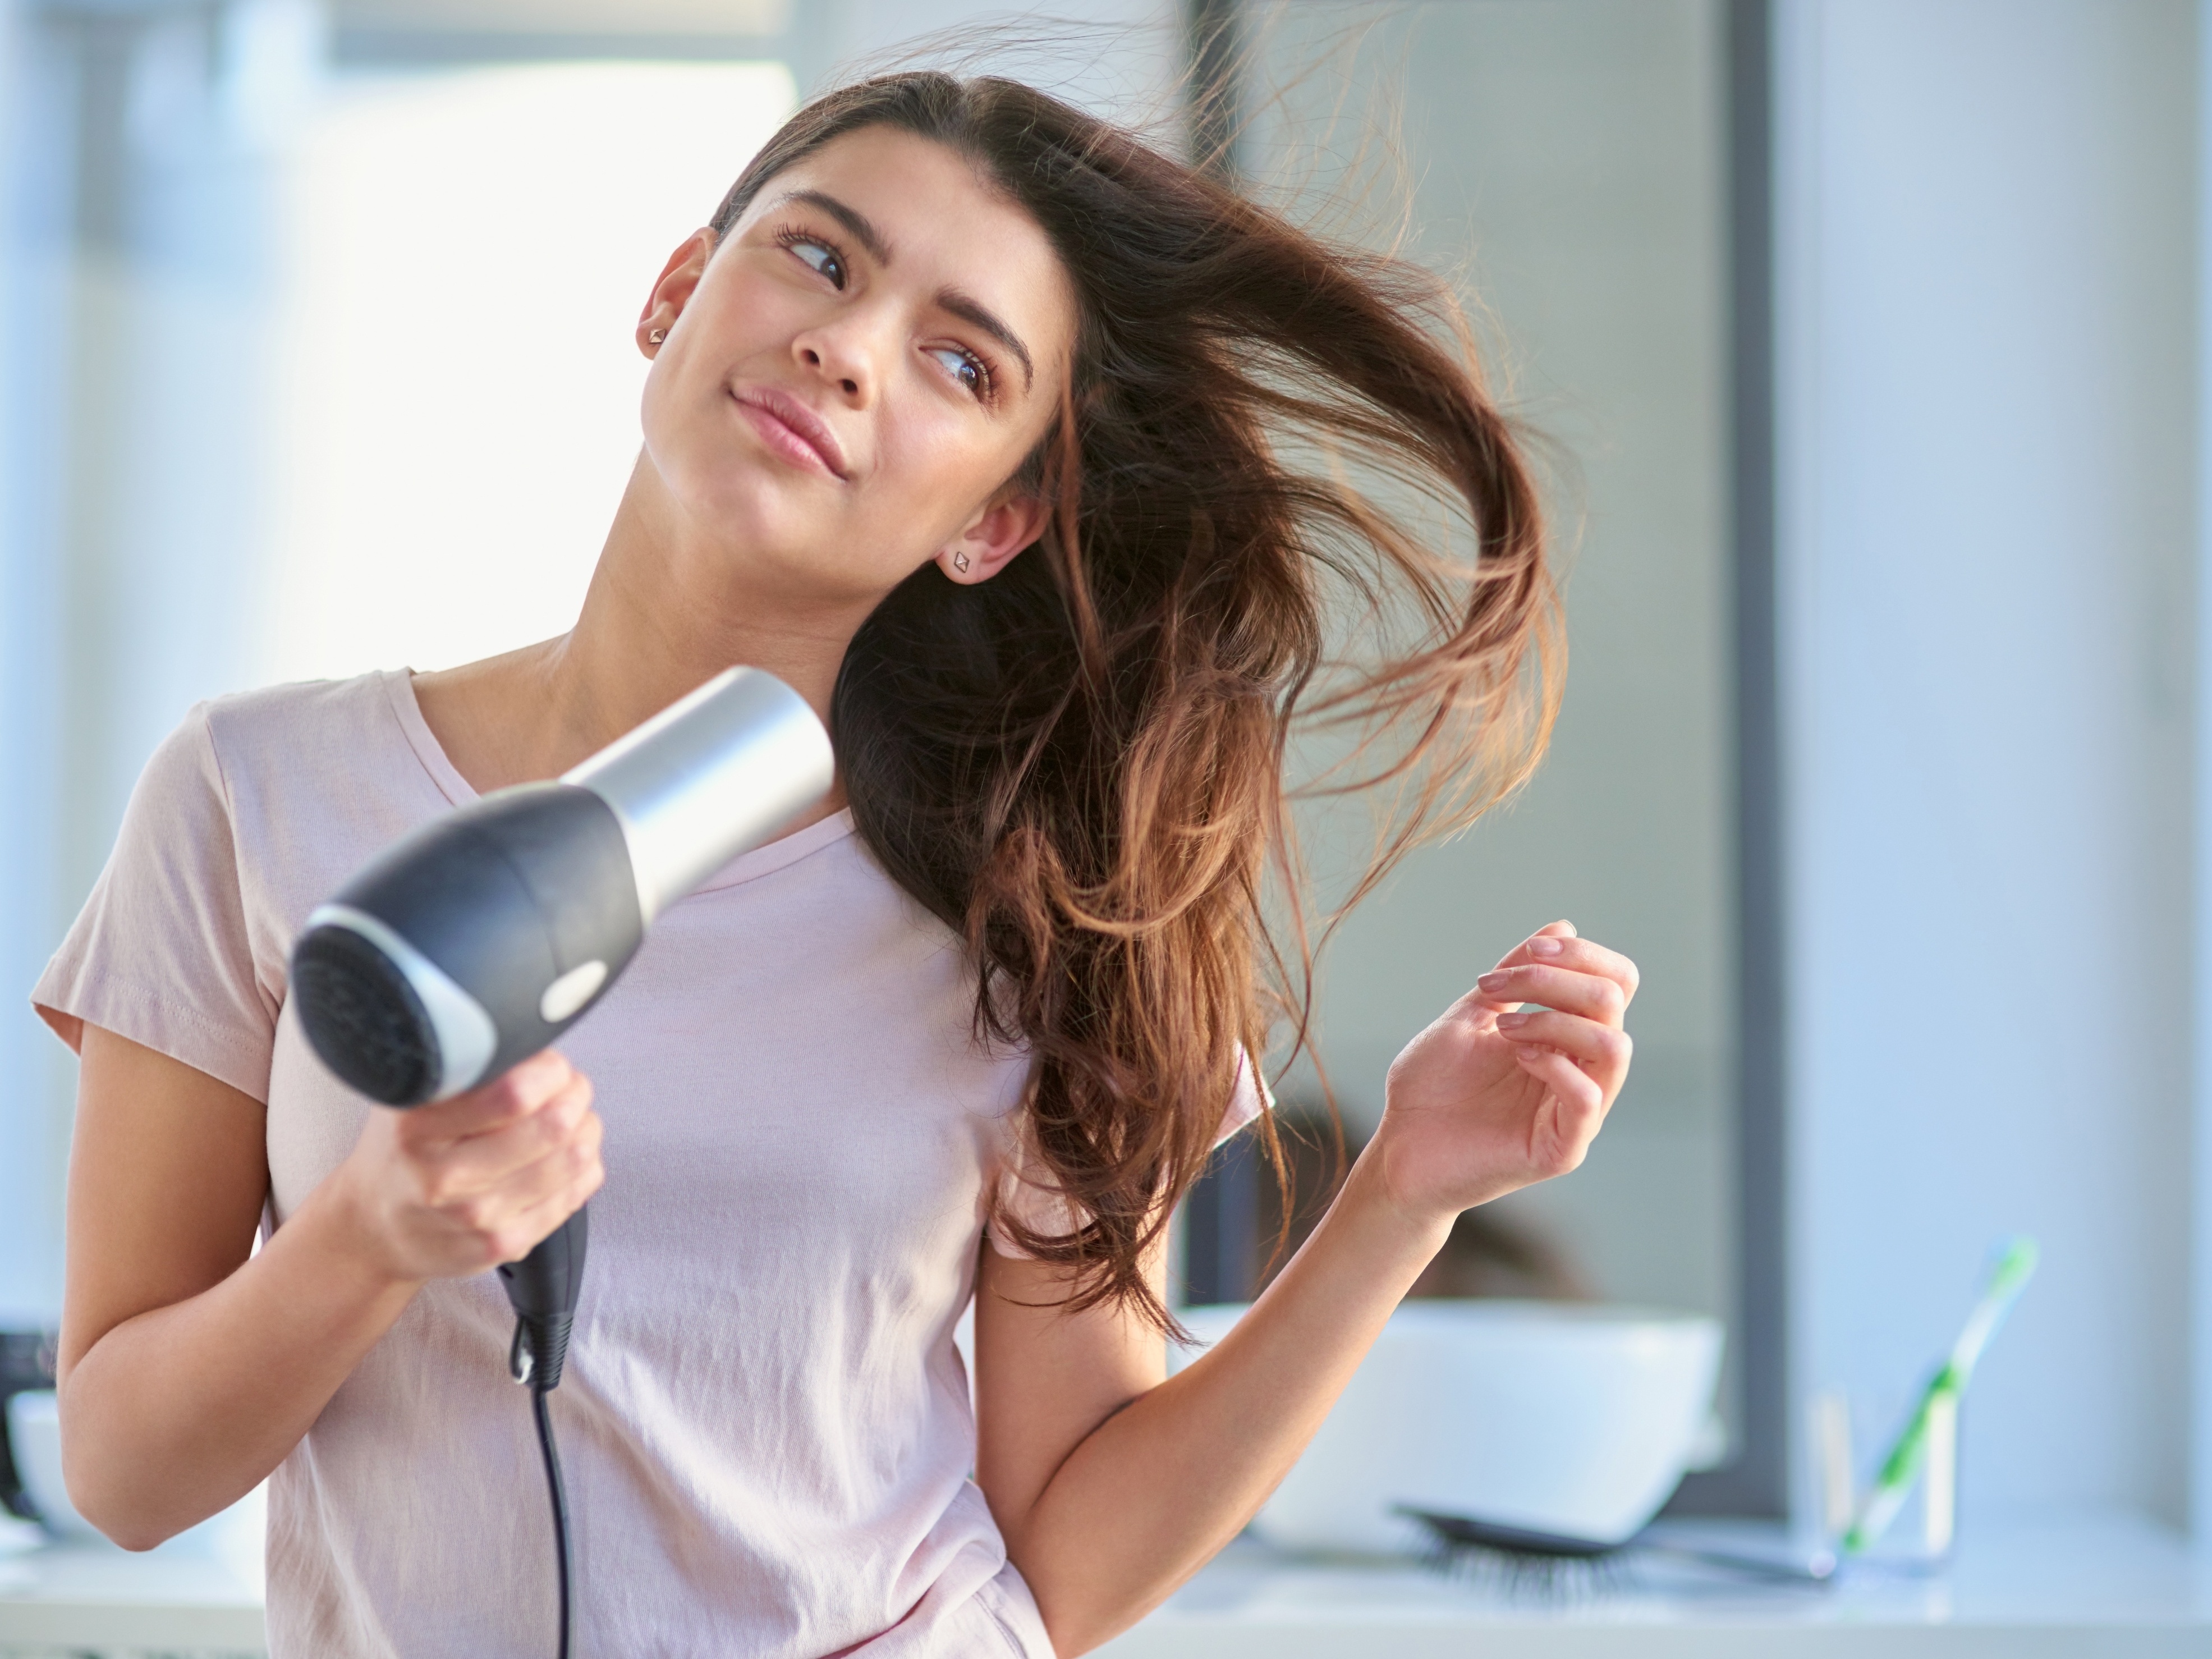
[498,1206,588,1393]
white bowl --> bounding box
[7,1391,265,1585]
[1172,1300,1723,1553]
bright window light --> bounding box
[268,61,796,684]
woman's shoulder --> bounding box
[163,669,458,912]
[194,668,409,762]
[35,671,439,1089]
[190,669,452,813]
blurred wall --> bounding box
[0,0,308,1325]
[0,0,63,1328]
[2198,0,2212,1552]
[1775,0,2197,1525]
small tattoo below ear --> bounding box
[953,551,971,574]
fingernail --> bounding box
[1497,1010,1530,1029]
[1477,970,1513,992]
[1528,936,1564,957]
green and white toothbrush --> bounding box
[1842,1236,2039,1556]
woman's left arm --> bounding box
[974,922,1637,1657]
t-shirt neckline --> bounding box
[378,667,856,892]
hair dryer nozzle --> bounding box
[293,784,642,1103]
[292,919,448,1105]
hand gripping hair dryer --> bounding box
[289,666,833,1385]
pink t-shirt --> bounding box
[33,670,1260,1659]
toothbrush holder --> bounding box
[1809,1385,1959,1571]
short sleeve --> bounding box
[988,1047,1274,1258]
[31,705,278,1101]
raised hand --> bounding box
[1367,920,1638,1222]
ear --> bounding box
[637,228,716,358]
[937,486,1048,585]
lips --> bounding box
[734,386,849,480]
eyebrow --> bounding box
[937,288,1035,392]
[769,187,1036,395]
[773,188,892,264]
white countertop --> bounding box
[0,1533,263,1656]
[2,1510,2204,1657]
[1097,1510,2212,1658]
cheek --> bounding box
[857,410,1027,556]
[639,346,726,478]
[873,406,974,508]
[640,281,786,456]
[837,446,969,578]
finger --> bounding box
[452,1052,580,1138]
[1486,920,1577,974]
[1497,1012,1631,1085]
[487,1158,605,1266]
[516,1119,607,1232]
[421,1080,598,1198]
[1501,933,1639,1001]
[398,1052,579,1151]
[1475,963,1630,1025]
[402,1057,584,1159]
[1514,1044,1604,1118]
[418,1079,593,1194]
[446,1112,605,1265]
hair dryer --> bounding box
[288,666,833,1385]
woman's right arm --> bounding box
[57,1027,602,1550]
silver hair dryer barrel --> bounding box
[291,667,833,1108]
[563,661,836,925]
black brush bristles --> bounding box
[1420,1534,1628,1603]
[1396,1504,1629,1606]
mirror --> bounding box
[1184,0,1752,1481]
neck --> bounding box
[414,454,875,800]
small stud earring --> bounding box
[648,328,667,345]
[952,551,971,574]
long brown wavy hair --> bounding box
[712,72,1562,1331]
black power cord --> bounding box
[512,1316,576,1659]
[531,1383,573,1659]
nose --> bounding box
[791,312,879,405]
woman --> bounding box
[36,72,1637,1657]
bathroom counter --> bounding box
[2,1509,2204,1656]
[1097,1509,2212,1659]
[0,1536,262,1656]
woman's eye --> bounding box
[789,238,845,289]
[928,346,988,398]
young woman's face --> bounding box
[636,125,1076,605]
